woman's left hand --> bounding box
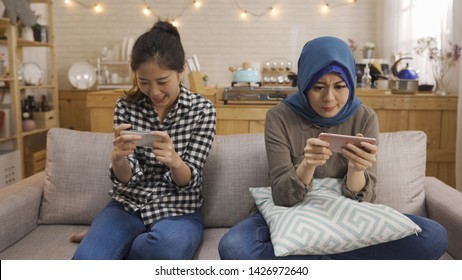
[341,134,377,172]
[151,131,182,169]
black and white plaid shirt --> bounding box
[109,85,216,226]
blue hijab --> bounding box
[284,36,361,127]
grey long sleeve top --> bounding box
[265,102,379,207]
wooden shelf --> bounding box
[0,0,59,182]
[17,39,53,48]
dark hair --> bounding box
[124,21,185,102]
[130,20,185,72]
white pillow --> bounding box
[250,178,422,257]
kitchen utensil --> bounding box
[389,79,419,94]
[390,57,419,94]
[192,55,201,72]
[229,62,260,83]
[391,57,419,80]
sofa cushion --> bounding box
[375,131,427,216]
[201,134,269,228]
[38,128,113,224]
[250,178,422,256]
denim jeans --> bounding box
[218,213,448,260]
[73,200,203,260]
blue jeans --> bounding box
[73,200,203,260]
[218,213,448,260]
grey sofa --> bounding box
[0,128,461,260]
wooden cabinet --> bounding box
[0,0,59,180]
[58,88,457,187]
[59,87,219,133]
[59,89,121,132]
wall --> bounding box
[53,0,378,89]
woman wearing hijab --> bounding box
[218,36,448,260]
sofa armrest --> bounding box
[0,172,45,252]
[424,176,462,260]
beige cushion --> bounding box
[38,128,113,224]
[201,134,269,228]
[375,131,427,216]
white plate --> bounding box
[121,37,128,62]
[68,61,96,89]
[112,42,121,62]
[23,62,43,85]
[126,37,135,61]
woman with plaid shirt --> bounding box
[73,21,216,260]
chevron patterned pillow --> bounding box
[250,178,422,256]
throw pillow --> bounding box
[375,131,427,216]
[250,178,422,257]
[38,128,114,225]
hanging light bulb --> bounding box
[171,19,179,27]
[321,2,329,14]
[193,1,202,8]
[94,3,103,13]
[142,6,151,15]
[270,7,278,16]
[64,0,72,5]
[240,10,248,19]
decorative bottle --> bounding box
[361,64,372,89]
[41,95,51,112]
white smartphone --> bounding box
[120,130,163,147]
[318,133,376,153]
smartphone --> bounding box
[120,130,163,147]
[318,133,376,153]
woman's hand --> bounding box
[296,137,333,186]
[112,124,140,162]
[303,137,333,167]
[152,131,192,187]
[341,134,377,172]
[151,131,182,170]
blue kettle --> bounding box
[391,57,419,80]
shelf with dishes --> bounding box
[0,0,58,181]
[96,58,132,89]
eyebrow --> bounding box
[315,80,346,85]
[137,74,171,81]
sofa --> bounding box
[0,128,461,260]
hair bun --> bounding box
[151,20,181,40]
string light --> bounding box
[142,6,152,16]
[232,0,278,18]
[194,1,202,9]
[322,0,357,13]
[93,3,103,13]
[64,1,103,13]
[64,0,329,20]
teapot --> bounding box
[229,62,260,83]
[391,57,419,80]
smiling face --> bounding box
[306,72,350,118]
[136,60,185,113]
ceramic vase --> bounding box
[22,119,36,132]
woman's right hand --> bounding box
[112,124,140,161]
[303,137,333,167]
